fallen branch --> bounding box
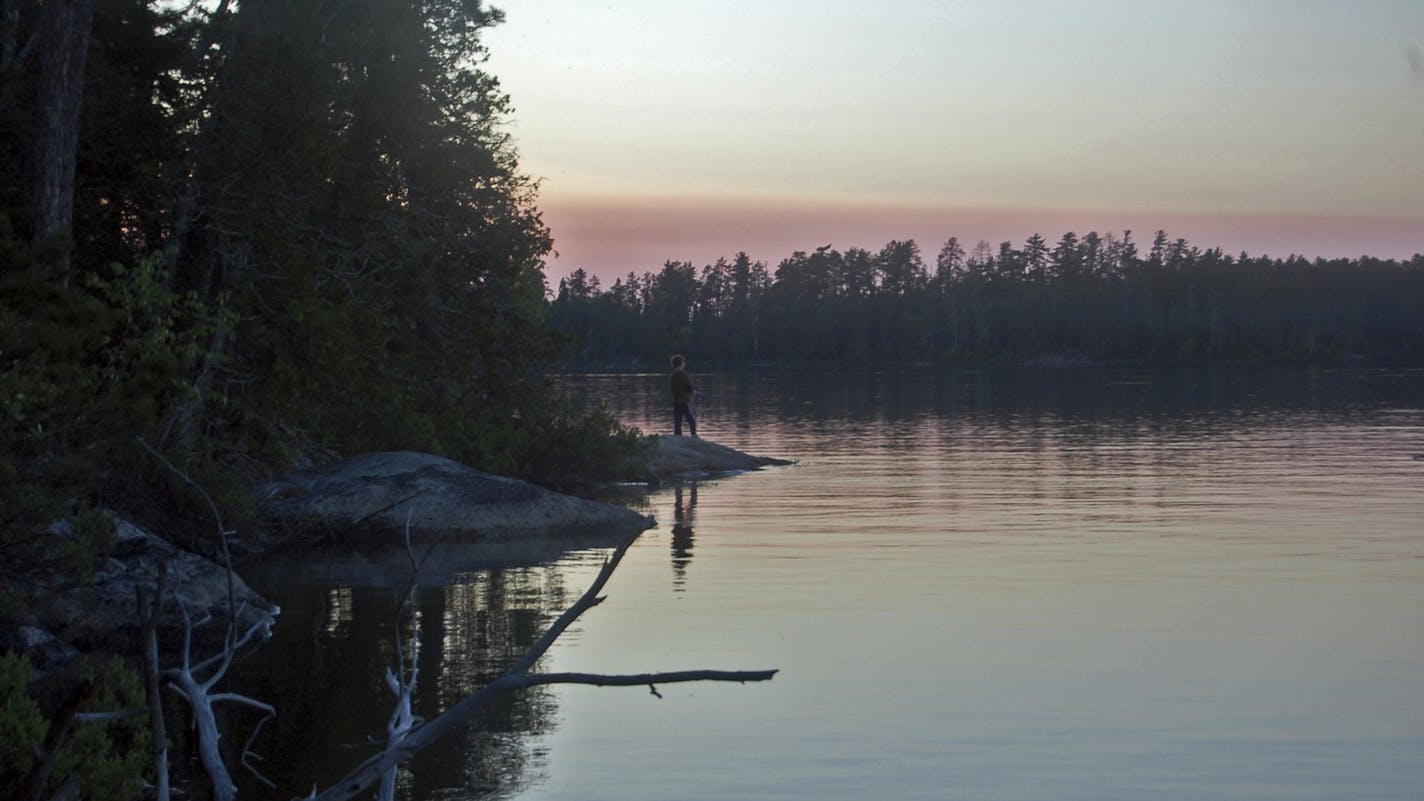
[306,532,777,801]
[162,597,275,801]
[519,669,780,688]
[137,436,277,801]
[377,510,426,801]
[138,567,171,801]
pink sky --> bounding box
[487,1,1424,288]
[538,196,1423,284]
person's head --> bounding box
[671,354,685,369]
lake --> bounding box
[237,366,1424,801]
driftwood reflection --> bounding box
[236,532,775,801]
[307,534,775,801]
[232,550,575,799]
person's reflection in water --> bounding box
[671,483,697,589]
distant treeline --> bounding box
[548,231,1424,366]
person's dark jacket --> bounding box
[670,368,696,404]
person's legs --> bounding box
[673,402,686,435]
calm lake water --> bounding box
[237,367,1424,801]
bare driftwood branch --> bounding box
[376,510,425,801]
[138,436,276,801]
[241,714,278,790]
[162,597,274,801]
[136,436,237,621]
[495,669,780,688]
[306,533,778,801]
[72,708,148,723]
[138,566,171,801]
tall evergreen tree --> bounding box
[3,0,640,539]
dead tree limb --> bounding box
[162,598,275,801]
[376,510,426,801]
[138,569,170,801]
[306,533,778,801]
[137,436,276,800]
[136,436,237,623]
[518,670,780,688]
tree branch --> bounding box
[527,670,780,688]
[138,567,170,801]
[377,510,425,801]
[306,532,777,801]
[73,708,147,723]
[138,437,275,801]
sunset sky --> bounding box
[485,1,1424,283]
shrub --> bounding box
[0,653,149,801]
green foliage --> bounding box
[140,0,593,483]
[56,657,151,801]
[517,393,650,490]
[2,0,654,508]
[1,233,215,566]
[0,653,46,793]
[0,654,150,801]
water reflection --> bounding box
[231,367,1423,801]
[233,546,602,800]
[671,484,698,589]
[529,368,1424,801]
[562,365,1424,445]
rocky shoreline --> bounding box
[4,436,790,677]
[645,435,794,482]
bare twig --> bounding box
[160,594,274,801]
[378,509,425,801]
[135,436,237,630]
[72,709,148,723]
[137,436,276,801]
[239,704,278,789]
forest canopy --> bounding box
[548,232,1424,367]
[1,0,640,549]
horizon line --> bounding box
[534,195,1423,280]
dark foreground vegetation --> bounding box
[2,3,639,798]
[549,234,1424,367]
[2,0,644,553]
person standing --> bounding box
[669,354,698,437]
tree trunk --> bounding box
[139,577,171,801]
[30,0,94,252]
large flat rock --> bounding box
[14,515,277,660]
[257,451,655,544]
[646,436,793,482]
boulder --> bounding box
[0,625,80,675]
[257,451,655,545]
[645,436,793,482]
[16,515,277,654]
